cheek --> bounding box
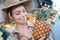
[12,15,19,21]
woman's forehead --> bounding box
[12,5,25,11]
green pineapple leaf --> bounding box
[31,8,56,21]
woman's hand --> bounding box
[32,36,46,40]
[39,36,50,40]
[39,36,45,40]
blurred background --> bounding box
[0,0,4,24]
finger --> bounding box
[39,36,45,40]
[46,38,50,40]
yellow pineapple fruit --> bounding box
[32,20,51,40]
[32,8,56,40]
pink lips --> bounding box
[20,18,26,21]
[19,18,26,22]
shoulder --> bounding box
[0,23,16,33]
[1,23,14,29]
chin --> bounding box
[17,20,26,24]
[18,22,26,24]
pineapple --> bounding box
[32,8,57,40]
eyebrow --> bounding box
[13,8,25,13]
[14,11,21,13]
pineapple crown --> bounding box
[31,8,57,21]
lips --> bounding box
[18,18,26,21]
[20,17,27,21]
[20,19,25,21]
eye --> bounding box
[15,11,20,15]
[16,11,20,15]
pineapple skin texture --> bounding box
[32,20,51,40]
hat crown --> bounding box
[4,0,28,8]
[2,0,32,11]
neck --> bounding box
[16,22,27,28]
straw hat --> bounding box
[2,0,33,24]
[2,0,32,12]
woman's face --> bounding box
[11,5,27,24]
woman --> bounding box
[1,0,46,40]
